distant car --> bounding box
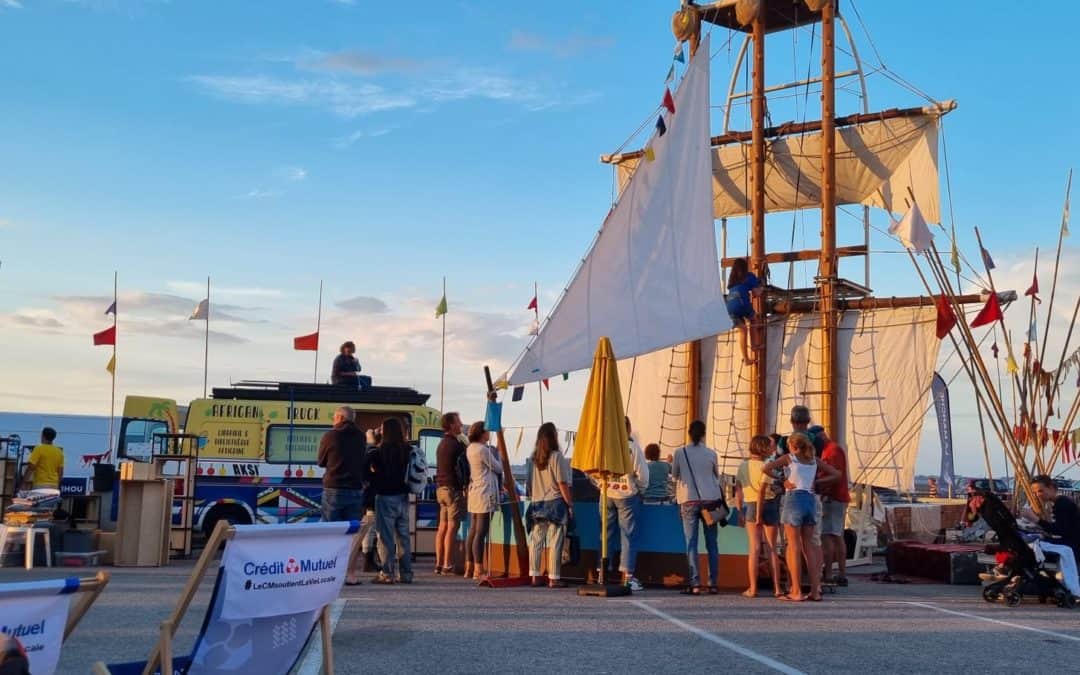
[958,478,1011,500]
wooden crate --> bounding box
[115,479,172,567]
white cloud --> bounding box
[336,296,389,313]
[508,30,615,58]
[1,0,23,8]
[188,75,417,118]
[166,281,284,298]
[306,50,426,76]
[279,166,307,182]
[334,127,393,148]
[244,188,277,199]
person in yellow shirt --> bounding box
[23,427,64,489]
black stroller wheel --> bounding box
[1055,590,1076,609]
[1005,592,1022,607]
[982,585,1002,603]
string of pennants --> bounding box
[1012,425,1078,464]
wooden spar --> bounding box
[771,291,1012,315]
[600,102,956,164]
[926,243,1040,511]
[687,340,700,434]
[1043,294,1080,471]
[818,0,839,436]
[749,4,767,437]
[721,245,867,268]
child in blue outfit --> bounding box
[726,257,761,364]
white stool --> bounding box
[0,524,52,569]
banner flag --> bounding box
[92,325,116,346]
[189,298,209,321]
[293,332,319,351]
[220,522,353,621]
[0,589,73,675]
[931,372,955,494]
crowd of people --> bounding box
[317,399,857,598]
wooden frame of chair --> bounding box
[65,570,111,640]
[91,519,336,675]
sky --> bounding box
[1,0,1079,478]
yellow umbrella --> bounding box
[573,336,632,586]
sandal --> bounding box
[707,586,719,595]
[548,579,567,588]
[742,589,757,598]
[371,573,395,585]
[778,594,806,602]
[680,586,702,595]
[441,566,454,575]
[808,594,823,602]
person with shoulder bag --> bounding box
[526,422,574,588]
[670,420,727,595]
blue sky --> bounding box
[2,0,1078,476]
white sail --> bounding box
[616,111,944,224]
[697,306,940,490]
[510,34,729,386]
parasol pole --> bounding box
[314,280,323,383]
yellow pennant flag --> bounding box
[1006,353,1019,375]
[644,146,656,162]
[105,354,116,375]
[949,225,961,275]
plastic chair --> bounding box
[0,524,52,569]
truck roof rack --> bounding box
[211,380,431,407]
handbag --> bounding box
[682,446,729,527]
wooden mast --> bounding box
[749,2,768,437]
[819,0,839,435]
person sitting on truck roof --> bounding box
[22,427,64,490]
[331,341,362,388]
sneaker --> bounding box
[626,576,644,591]
[398,575,414,585]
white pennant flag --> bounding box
[189,298,209,321]
[889,201,934,254]
[527,319,540,336]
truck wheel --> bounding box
[203,504,252,536]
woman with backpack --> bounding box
[527,422,574,588]
[464,421,503,581]
[367,417,414,585]
[671,420,725,595]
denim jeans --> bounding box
[321,487,364,523]
[605,494,641,573]
[528,520,567,579]
[680,503,719,587]
[375,494,412,580]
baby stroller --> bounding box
[977,490,1075,609]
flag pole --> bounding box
[535,281,544,423]
[203,276,210,399]
[314,280,323,383]
[440,276,446,412]
[109,271,117,455]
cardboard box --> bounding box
[119,461,158,481]
[94,530,116,565]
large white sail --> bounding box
[699,305,941,490]
[509,34,729,385]
[616,110,945,223]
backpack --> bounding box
[454,448,471,491]
[405,445,429,495]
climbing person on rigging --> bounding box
[725,257,762,365]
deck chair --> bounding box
[93,519,357,675]
[0,570,110,675]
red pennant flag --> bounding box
[92,325,116,346]
[542,378,550,391]
[293,332,319,351]
[1025,272,1041,302]
[935,295,956,339]
[970,293,1003,328]
[662,88,676,114]
[527,296,538,311]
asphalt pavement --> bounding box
[4,561,1079,674]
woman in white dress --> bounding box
[464,421,503,580]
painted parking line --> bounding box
[631,600,806,675]
[296,599,348,675]
[888,601,1080,643]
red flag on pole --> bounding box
[970,293,1003,328]
[293,332,319,351]
[526,296,538,311]
[92,325,116,346]
[1024,272,1041,302]
[935,295,956,339]
[662,88,676,114]
[542,378,550,391]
